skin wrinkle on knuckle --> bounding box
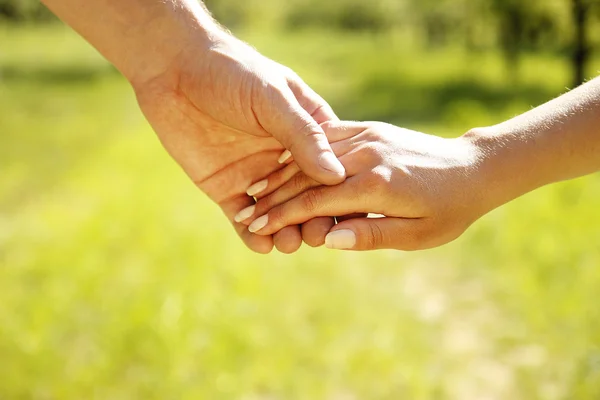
[359,142,379,159]
[320,120,335,132]
[301,188,323,214]
[295,119,321,138]
[268,206,286,230]
[365,223,385,249]
[286,122,326,161]
[307,103,329,119]
[255,196,272,216]
[361,173,383,199]
[291,173,311,193]
[349,144,380,169]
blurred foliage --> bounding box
[0,0,54,21]
[3,0,598,86]
[284,0,398,32]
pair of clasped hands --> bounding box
[134,33,484,255]
[134,33,480,255]
[41,0,483,254]
[44,0,600,254]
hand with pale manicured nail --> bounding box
[244,76,600,251]
[134,34,345,254]
[42,0,345,254]
[237,120,486,251]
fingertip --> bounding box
[292,152,345,186]
[301,217,335,247]
[287,121,346,185]
[241,230,274,254]
[318,152,346,179]
[254,242,274,254]
[273,226,303,254]
[278,150,292,164]
[325,229,357,250]
[248,214,269,233]
[247,180,269,197]
[234,204,256,224]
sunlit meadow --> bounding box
[1,23,600,399]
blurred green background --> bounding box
[2,0,600,399]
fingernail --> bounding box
[278,150,292,164]
[325,230,356,250]
[234,205,255,223]
[319,152,345,176]
[246,180,268,196]
[249,215,269,233]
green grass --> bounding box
[1,24,600,399]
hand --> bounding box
[133,33,341,253]
[237,121,490,251]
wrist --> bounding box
[461,125,546,215]
[121,2,225,88]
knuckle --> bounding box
[365,223,385,249]
[357,143,383,163]
[300,188,323,213]
[296,119,320,137]
[320,120,335,132]
[363,169,389,198]
[363,129,382,142]
[268,205,286,227]
[290,172,310,192]
[255,196,273,215]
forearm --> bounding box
[467,76,600,212]
[41,0,223,85]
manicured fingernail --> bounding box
[246,180,268,196]
[249,215,269,233]
[325,230,356,250]
[234,205,255,223]
[319,152,345,176]
[278,150,292,164]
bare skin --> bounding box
[41,0,342,253]
[240,77,600,251]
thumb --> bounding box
[260,86,346,186]
[325,217,429,251]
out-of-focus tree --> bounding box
[405,0,474,49]
[488,0,563,79]
[285,0,398,32]
[488,0,596,87]
[571,0,595,87]
[0,0,54,21]
[1,0,599,86]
